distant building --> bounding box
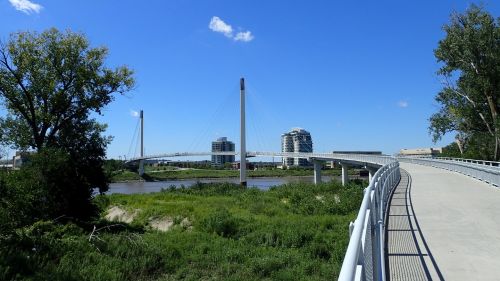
[399,147,442,157]
[211,137,235,166]
[281,128,313,167]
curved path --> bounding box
[387,163,500,281]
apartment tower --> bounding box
[281,128,313,167]
[211,137,235,166]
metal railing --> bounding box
[406,155,500,168]
[338,159,401,281]
[434,156,500,167]
[398,157,499,187]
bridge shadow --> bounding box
[385,169,444,281]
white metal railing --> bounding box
[434,156,500,167]
[406,155,500,168]
[398,157,499,187]
[248,152,396,166]
[338,159,401,281]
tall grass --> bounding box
[0,180,365,281]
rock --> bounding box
[105,206,138,223]
[149,217,174,232]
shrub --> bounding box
[199,207,240,238]
[1,149,101,228]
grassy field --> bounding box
[0,180,364,281]
[110,168,354,182]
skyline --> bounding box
[2,0,500,159]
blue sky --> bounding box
[2,0,499,159]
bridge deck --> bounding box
[387,163,500,281]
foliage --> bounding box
[0,28,134,223]
[440,142,463,158]
[440,134,496,160]
[0,28,134,151]
[430,5,500,160]
[103,159,126,179]
[199,207,240,238]
[0,149,102,230]
[1,181,364,280]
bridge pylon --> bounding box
[240,78,247,186]
[138,110,144,176]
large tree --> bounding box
[430,5,500,160]
[0,28,134,151]
[0,28,134,221]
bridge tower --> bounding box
[138,110,144,176]
[240,78,247,186]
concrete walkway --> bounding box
[394,163,500,281]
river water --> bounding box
[108,176,343,194]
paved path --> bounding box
[387,163,500,281]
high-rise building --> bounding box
[281,128,313,167]
[211,137,235,166]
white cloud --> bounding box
[234,31,254,42]
[397,101,409,108]
[130,110,140,117]
[8,0,42,14]
[208,16,254,43]
[209,16,233,37]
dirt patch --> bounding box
[105,206,139,223]
[149,217,174,232]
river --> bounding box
[107,175,355,194]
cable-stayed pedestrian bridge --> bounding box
[128,151,395,185]
[129,151,395,165]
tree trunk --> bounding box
[486,95,499,160]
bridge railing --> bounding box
[338,159,400,281]
[398,157,499,187]
[249,152,395,166]
[403,155,500,168]
[434,156,500,167]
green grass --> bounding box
[110,168,354,182]
[0,180,365,281]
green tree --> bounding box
[430,5,500,160]
[0,28,134,221]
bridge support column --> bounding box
[139,160,144,176]
[367,167,378,183]
[340,162,349,186]
[313,160,322,185]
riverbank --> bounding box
[110,168,355,183]
[1,180,364,280]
